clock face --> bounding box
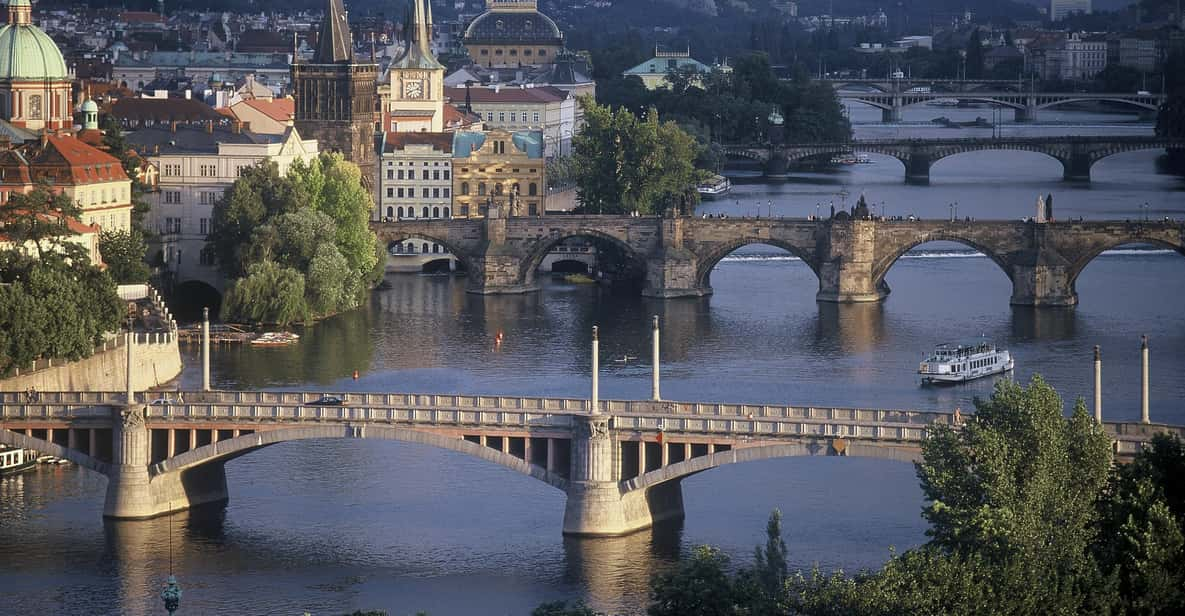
[403,80,424,99]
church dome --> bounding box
[463,9,563,46]
[0,0,69,82]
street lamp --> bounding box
[815,203,820,220]
[949,202,955,222]
[767,200,773,217]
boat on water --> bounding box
[250,331,300,347]
[829,153,872,165]
[697,174,731,197]
[563,273,596,284]
[0,446,36,475]
[918,341,1014,384]
[926,98,961,107]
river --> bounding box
[1,113,1183,615]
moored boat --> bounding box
[250,332,300,347]
[918,341,1014,384]
[0,446,36,475]
[696,174,731,197]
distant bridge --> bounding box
[373,216,1185,303]
[724,136,1185,182]
[812,80,1166,122]
[3,391,1179,535]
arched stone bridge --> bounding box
[372,215,1185,305]
[725,136,1185,182]
[834,90,1164,123]
[3,391,1179,536]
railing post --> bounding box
[202,307,211,391]
[125,331,135,404]
[1093,345,1102,423]
[590,325,599,415]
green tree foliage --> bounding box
[531,600,601,616]
[0,183,83,260]
[647,546,737,616]
[0,247,121,376]
[211,153,380,325]
[573,98,703,215]
[99,229,150,283]
[964,29,985,80]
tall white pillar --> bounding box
[1141,335,1149,424]
[125,331,135,404]
[651,315,661,401]
[202,307,211,391]
[1093,345,1102,424]
[591,325,599,415]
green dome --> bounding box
[81,99,98,113]
[0,22,69,81]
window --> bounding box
[510,112,517,122]
[533,112,540,123]
[480,49,489,56]
[433,188,440,198]
[443,188,450,198]
[510,49,518,57]
[433,170,440,180]
[28,95,42,120]
[461,182,469,195]
[397,169,405,180]
[422,206,429,218]
[433,206,440,218]
[478,182,487,196]
[422,243,430,253]
[386,206,393,218]
[444,207,450,217]
[397,206,404,218]
[422,188,430,198]
[539,49,547,56]
[524,49,533,56]
[461,205,469,216]
[200,218,209,235]
[199,246,216,266]
[422,169,429,180]
[486,112,493,121]
[387,188,394,198]
[387,170,394,180]
[498,112,505,122]
[443,170,450,180]
[397,188,404,198]
[495,183,503,195]
[529,183,537,196]
[164,191,182,204]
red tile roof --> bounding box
[239,98,294,123]
[33,135,130,185]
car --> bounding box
[304,395,345,406]
[148,397,172,406]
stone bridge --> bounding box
[724,136,1185,182]
[372,216,1185,305]
[833,90,1165,123]
[3,390,1179,536]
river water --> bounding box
[2,114,1183,615]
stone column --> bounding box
[1141,335,1150,424]
[1008,225,1078,307]
[591,326,599,415]
[202,307,211,391]
[651,316,661,401]
[562,416,685,536]
[816,220,886,303]
[103,405,153,518]
[125,332,135,404]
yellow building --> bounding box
[463,0,565,69]
[451,129,545,218]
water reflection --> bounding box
[816,302,886,354]
[562,520,684,610]
[1010,306,1080,341]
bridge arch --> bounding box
[377,230,476,273]
[1067,236,1185,292]
[0,428,111,475]
[150,425,569,491]
[1034,97,1159,112]
[871,233,1015,290]
[519,229,648,287]
[695,238,821,290]
[622,441,919,493]
[926,146,1069,179]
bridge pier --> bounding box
[103,405,228,519]
[1008,263,1078,307]
[904,154,931,185]
[881,106,902,123]
[1063,152,1092,182]
[1015,106,1037,123]
[562,416,684,536]
[643,217,711,298]
[817,220,890,303]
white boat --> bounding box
[0,447,36,475]
[250,331,300,347]
[926,98,960,107]
[697,174,731,197]
[918,341,1014,384]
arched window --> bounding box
[461,182,469,196]
[28,95,42,120]
[495,183,503,195]
[443,207,450,218]
[397,206,404,218]
[478,182,487,196]
[421,243,429,254]
[433,206,440,218]
[432,244,440,253]
[422,206,429,218]
[386,206,393,218]
[394,243,403,253]
[529,183,538,196]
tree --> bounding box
[964,29,985,80]
[914,376,1114,613]
[0,183,83,260]
[573,98,704,215]
[99,229,150,283]
[221,260,307,325]
[648,546,737,616]
[531,600,601,616]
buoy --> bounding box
[352,370,359,380]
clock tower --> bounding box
[387,0,445,132]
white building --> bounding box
[126,125,318,291]
[1041,32,1107,80]
[377,132,454,222]
[444,85,576,158]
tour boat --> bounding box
[926,98,961,107]
[918,341,1014,384]
[0,447,36,475]
[829,154,872,165]
[697,174,731,197]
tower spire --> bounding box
[313,0,353,63]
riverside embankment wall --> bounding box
[0,333,183,392]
